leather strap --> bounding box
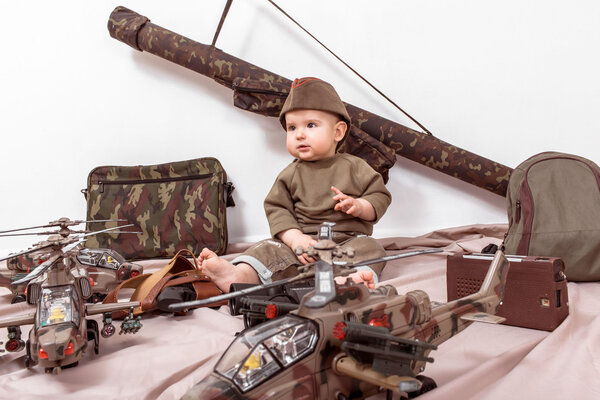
[191,279,225,307]
[103,249,223,318]
[102,273,154,319]
[133,249,199,308]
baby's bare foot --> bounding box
[198,248,260,293]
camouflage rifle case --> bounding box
[82,158,234,260]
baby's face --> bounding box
[284,109,346,161]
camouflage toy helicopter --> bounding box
[0,223,143,373]
[170,222,509,399]
[0,217,143,303]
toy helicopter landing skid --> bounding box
[178,223,510,400]
[0,222,143,374]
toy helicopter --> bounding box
[171,222,509,400]
[0,223,143,374]
[0,217,143,303]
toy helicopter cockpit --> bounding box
[215,315,318,393]
[39,286,79,327]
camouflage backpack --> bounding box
[82,157,235,260]
[503,152,600,281]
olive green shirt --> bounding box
[264,153,392,237]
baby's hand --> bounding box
[331,186,376,221]
[334,269,376,289]
[279,229,317,265]
[331,186,362,217]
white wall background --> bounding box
[1,0,599,253]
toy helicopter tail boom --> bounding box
[432,250,510,329]
[461,250,509,312]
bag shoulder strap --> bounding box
[103,249,199,318]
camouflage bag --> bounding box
[82,158,235,260]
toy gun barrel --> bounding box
[228,281,309,314]
[333,355,424,394]
[107,6,511,196]
[238,297,300,328]
[238,296,299,313]
[334,321,436,389]
[343,322,437,352]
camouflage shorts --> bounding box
[231,234,386,283]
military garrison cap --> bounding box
[279,77,351,134]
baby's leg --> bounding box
[198,248,260,293]
[342,236,387,278]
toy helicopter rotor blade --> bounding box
[0,242,56,262]
[0,219,85,234]
[55,225,134,253]
[47,217,127,226]
[12,254,61,285]
[303,260,336,308]
[340,248,444,269]
[0,218,127,235]
[0,224,135,262]
[61,239,86,253]
[0,228,127,238]
[79,224,135,238]
[0,230,74,237]
[167,270,317,312]
[82,218,127,224]
[95,230,143,235]
[85,218,128,224]
[0,224,56,235]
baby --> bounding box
[199,77,391,292]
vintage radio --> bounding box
[446,253,569,331]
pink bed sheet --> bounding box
[1,224,597,399]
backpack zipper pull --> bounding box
[515,200,521,223]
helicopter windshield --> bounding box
[215,315,318,392]
[77,249,121,270]
[38,285,79,327]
